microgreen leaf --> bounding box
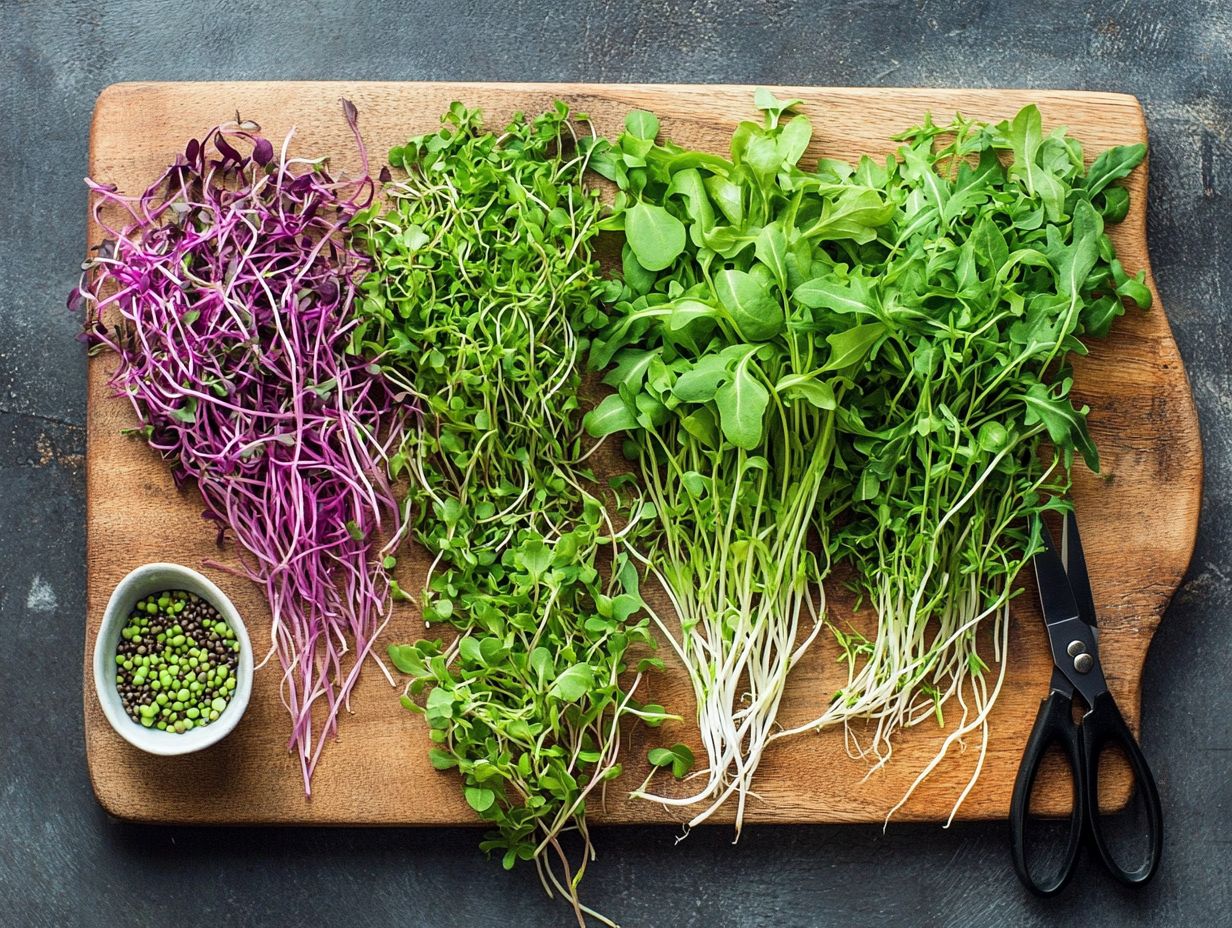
[363,103,667,917]
[387,644,423,676]
[428,747,458,770]
[549,663,595,702]
[647,742,695,778]
[465,786,496,813]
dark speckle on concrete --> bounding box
[2,2,1230,926]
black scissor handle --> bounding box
[1010,690,1085,896]
[1080,690,1163,886]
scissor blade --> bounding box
[1061,509,1098,629]
[1034,522,1083,628]
[1036,513,1110,707]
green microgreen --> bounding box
[585,95,1148,830]
[772,105,1148,823]
[583,96,893,834]
[353,102,669,926]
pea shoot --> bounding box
[584,94,892,833]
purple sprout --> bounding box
[75,102,415,792]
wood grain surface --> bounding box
[83,82,1201,826]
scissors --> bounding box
[1009,508,1163,896]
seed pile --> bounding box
[114,590,240,732]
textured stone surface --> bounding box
[1,2,1228,925]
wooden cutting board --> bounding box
[84,82,1201,825]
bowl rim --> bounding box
[93,562,253,756]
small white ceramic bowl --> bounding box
[94,563,253,755]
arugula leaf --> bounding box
[794,275,877,315]
[585,96,1148,846]
[624,109,661,141]
[1084,143,1147,196]
[715,268,784,341]
[1019,382,1099,470]
[821,322,885,371]
[1005,103,1044,196]
[776,374,837,409]
[625,201,687,271]
[777,115,814,167]
[1050,199,1102,297]
[970,214,1010,275]
[754,221,789,287]
[715,359,770,449]
[602,348,659,391]
[753,88,803,128]
[674,353,735,402]
[584,393,638,437]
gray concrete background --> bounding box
[2,2,1229,926]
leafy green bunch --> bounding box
[583,93,895,832]
[351,103,668,925]
[773,105,1149,818]
[350,101,607,574]
[585,95,1149,827]
[388,501,669,920]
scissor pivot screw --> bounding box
[1074,653,1094,673]
[1067,640,1087,657]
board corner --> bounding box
[84,733,136,823]
[89,83,135,167]
[1097,89,1149,138]
[92,81,138,120]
